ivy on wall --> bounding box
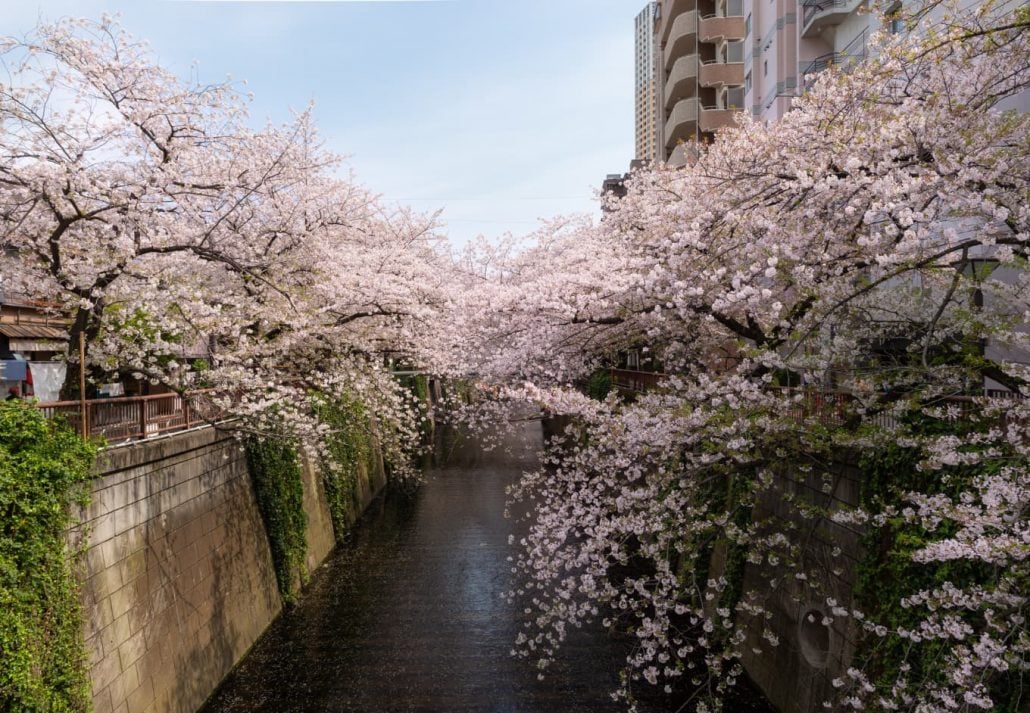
[585,369,612,401]
[855,412,1025,712]
[0,401,96,712]
[249,381,432,600]
[313,397,378,542]
[244,438,308,604]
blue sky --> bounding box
[3,0,642,247]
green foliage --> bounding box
[0,401,97,712]
[312,397,379,542]
[855,410,1025,711]
[395,373,432,442]
[585,369,612,401]
[244,438,307,604]
[689,469,754,619]
[717,471,755,615]
[411,374,432,441]
[447,379,474,405]
[411,374,430,408]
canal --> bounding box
[200,420,642,712]
[199,420,770,713]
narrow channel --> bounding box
[199,420,651,712]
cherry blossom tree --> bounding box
[0,17,452,464]
[455,1,1029,709]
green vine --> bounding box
[855,409,1026,711]
[0,401,97,712]
[718,471,755,616]
[313,397,379,541]
[244,438,308,604]
[585,368,612,401]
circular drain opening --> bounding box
[799,609,830,668]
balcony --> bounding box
[800,0,864,38]
[799,31,868,89]
[700,105,740,132]
[699,60,744,88]
[660,0,697,45]
[664,53,699,110]
[800,52,858,90]
[668,142,699,167]
[665,97,700,147]
[663,11,697,70]
[698,15,746,43]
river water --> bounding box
[199,421,771,713]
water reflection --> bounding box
[201,421,641,712]
[201,419,776,712]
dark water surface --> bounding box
[201,422,650,713]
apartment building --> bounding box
[635,3,660,162]
[653,0,749,165]
[652,0,888,163]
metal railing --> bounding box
[802,0,854,27]
[801,30,868,90]
[36,391,221,443]
[784,390,1026,431]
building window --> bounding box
[886,2,904,34]
[745,70,752,93]
[763,60,768,77]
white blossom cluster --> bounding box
[0,16,456,464]
[454,2,1030,709]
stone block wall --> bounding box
[71,425,381,713]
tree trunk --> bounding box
[58,305,103,401]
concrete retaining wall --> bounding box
[300,454,336,575]
[738,458,865,713]
[71,426,386,713]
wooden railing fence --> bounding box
[36,391,220,443]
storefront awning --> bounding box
[0,324,69,352]
[0,324,69,340]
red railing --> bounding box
[783,389,851,427]
[36,391,221,444]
